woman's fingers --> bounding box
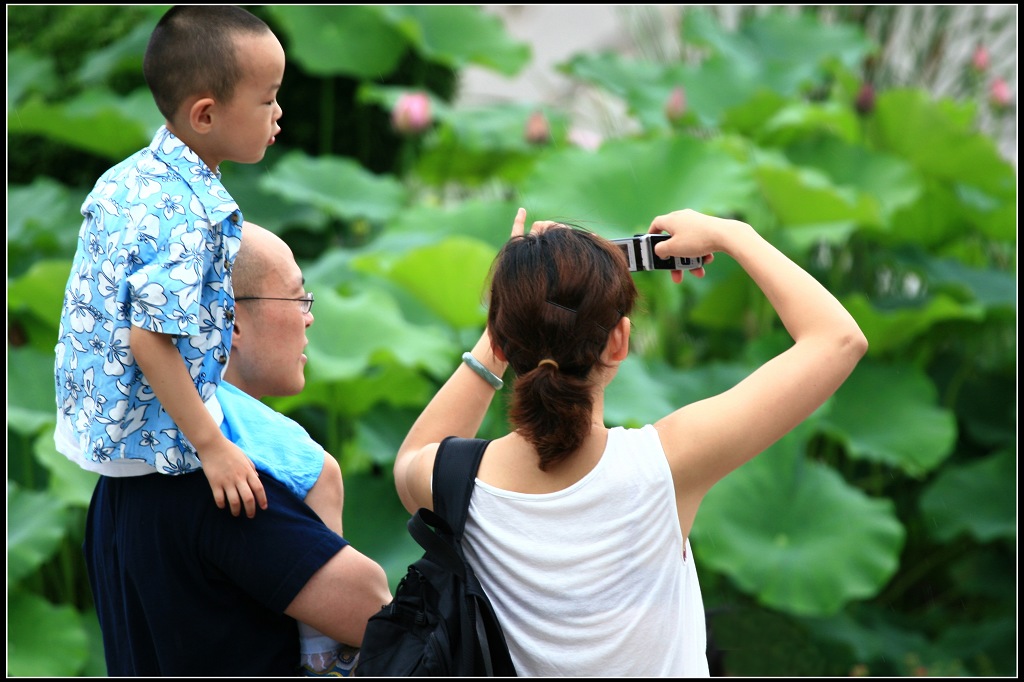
[529,220,561,235]
[511,207,527,237]
[510,209,561,238]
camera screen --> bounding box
[614,239,640,271]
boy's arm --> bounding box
[130,326,268,518]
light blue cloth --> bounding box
[217,381,326,500]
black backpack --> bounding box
[357,436,517,677]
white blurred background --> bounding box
[456,6,1017,166]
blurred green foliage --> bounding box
[7,5,1016,677]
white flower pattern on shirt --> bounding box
[54,125,242,474]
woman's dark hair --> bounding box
[487,225,638,471]
[143,5,272,122]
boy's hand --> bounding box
[200,440,268,518]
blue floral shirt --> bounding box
[54,125,243,475]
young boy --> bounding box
[53,6,351,675]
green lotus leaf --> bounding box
[695,433,905,616]
[219,160,330,237]
[7,259,72,338]
[260,151,408,223]
[873,89,1017,200]
[886,180,989,248]
[755,100,861,147]
[75,19,154,87]
[783,137,923,227]
[386,199,520,250]
[933,615,1017,676]
[681,9,871,97]
[799,605,932,666]
[7,88,159,161]
[34,429,100,509]
[520,135,755,232]
[6,589,89,677]
[918,448,1016,543]
[564,9,871,131]
[7,49,58,107]
[708,606,853,677]
[265,6,407,78]
[819,360,957,476]
[843,293,985,355]
[811,601,1013,675]
[754,152,880,237]
[304,287,452,383]
[340,470,423,589]
[437,103,571,151]
[279,352,444,423]
[7,346,61,434]
[951,367,1016,450]
[7,482,70,584]
[689,257,764,331]
[603,355,678,428]
[400,100,573,185]
[349,404,417,468]
[6,181,81,278]
[721,90,791,139]
[894,250,1018,309]
[561,51,693,130]
[604,356,753,429]
[380,236,496,329]
[379,5,530,75]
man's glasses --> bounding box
[236,292,315,314]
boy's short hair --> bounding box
[143,5,272,122]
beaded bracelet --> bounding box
[461,352,504,390]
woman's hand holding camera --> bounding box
[648,209,733,284]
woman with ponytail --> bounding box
[393,207,867,677]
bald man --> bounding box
[83,224,391,676]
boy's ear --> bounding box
[188,97,217,133]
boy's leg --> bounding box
[304,452,344,535]
[298,454,356,675]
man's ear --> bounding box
[230,309,244,346]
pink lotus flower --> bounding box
[665,86,687,124]
[524,110,551,145]
[971,45,990,73]
[392,92,432,135]
[854,83,875,115]
[989,78,1012,109]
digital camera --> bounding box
[611,234,703,272]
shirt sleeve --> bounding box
[201,474,349,613]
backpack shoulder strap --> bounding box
[432,435,490,539]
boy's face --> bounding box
[208,31,285,168]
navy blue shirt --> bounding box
[84,470,347,676]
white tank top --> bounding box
[462,424,709,677]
